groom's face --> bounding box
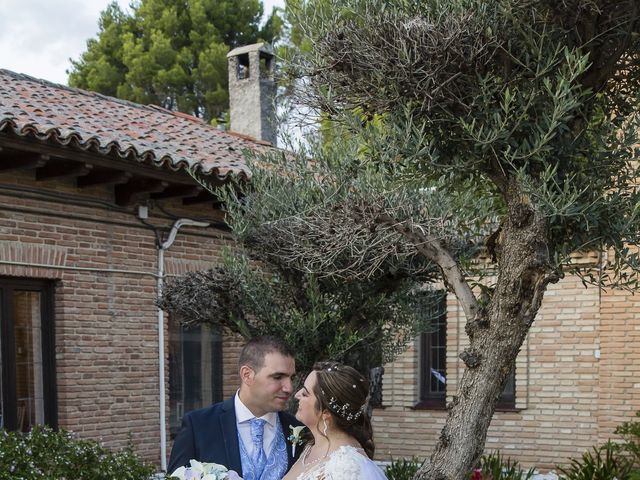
[242,352,296,417]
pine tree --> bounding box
[68,0,281,122]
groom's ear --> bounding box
[240,365,255,385]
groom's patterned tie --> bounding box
[250,418,267,478]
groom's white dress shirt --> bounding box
[235,392,278,457]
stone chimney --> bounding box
[227,42,276,145]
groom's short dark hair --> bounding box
[239,336,294,371]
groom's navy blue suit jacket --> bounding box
[168,396,303,475]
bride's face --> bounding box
[294,371,322,428]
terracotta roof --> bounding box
[0,69,267,180]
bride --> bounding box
[282,362,388,480]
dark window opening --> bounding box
[259,52,274,80]
[169,321,223,439]
[496,367,516,410]
[0,277,57,431]
[416,290,516,410]
[237,53,250,80]
[417,290,447,409]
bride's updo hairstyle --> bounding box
[312,361,375,459]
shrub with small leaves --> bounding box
[471,451,534,480]
[616,411,640,473]
[385,457,423,480]
[0,426,155,480]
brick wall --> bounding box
[372,275,640,470]
[0,169,231,465]
[598,282,640,441]
[4,166,637,472]
[221,334,245,398]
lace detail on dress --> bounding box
[323,446,363,480]
[297,446,372,480]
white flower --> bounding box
[288,425,307,457]
[169,460,239,480]
[205,464,230,480]
[170,466,188,480]
[190,460,206,476]
[186,471,199,480]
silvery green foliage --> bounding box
[255,0,640,291]
[166,0,640,405]
[219,115,501,286]
[160,249,440,376]
[187,113,496,377]
[166,102,480,379]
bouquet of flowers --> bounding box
[169,460,242,480]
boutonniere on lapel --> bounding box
[287,425,307,457]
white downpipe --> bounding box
[157,218,210,472]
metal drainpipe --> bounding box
[157,218,210,472]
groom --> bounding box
[168,336,303,479]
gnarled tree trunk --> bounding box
[415,185,560,479]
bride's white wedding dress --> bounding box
[296,445,388,480]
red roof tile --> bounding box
[0,69,266,180]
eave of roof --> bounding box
[0,69,268,181]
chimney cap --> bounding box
[227,42,273,58]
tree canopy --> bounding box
[158,247,438,387]
[68,0,282,122]
[157,131,445,383]
[276,0,640,292]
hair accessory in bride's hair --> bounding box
[328,396,364,421]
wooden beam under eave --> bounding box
[151,185,203,200]
[115,179,169,206]
[0,153,49,171]
[78,170,133,188]
[36,162,93,180]
[0,135,215,187]
[182,190,220,205]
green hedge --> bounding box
[0,426,155,480]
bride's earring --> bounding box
[322,417,329,436]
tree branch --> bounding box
[377,214,479,322]
[521,270,561,326]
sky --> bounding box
[0,0,285,85]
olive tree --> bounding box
[225,0,640,478]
